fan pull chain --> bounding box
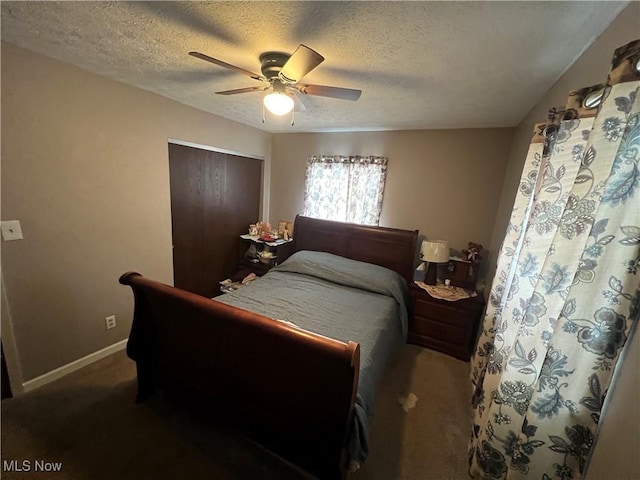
[291,107,295,126]
[262,102,266,124]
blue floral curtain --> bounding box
[303,155,388,225]
[469,40,640,479]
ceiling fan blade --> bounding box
[291,91,308,112]
[215,86,269,95]
[296,84,362,101]
[189,51,265,81]
[278,45,324,84]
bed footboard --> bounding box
[120,272,360,480]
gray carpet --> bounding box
[1,345,473,479]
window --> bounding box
[303,155,388,226]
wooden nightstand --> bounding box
[409,284,485,361]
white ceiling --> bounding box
[0,1,627,133]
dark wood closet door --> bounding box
[168,143,261,297]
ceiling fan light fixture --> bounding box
[190,45,362,123]
[263,91,294,116]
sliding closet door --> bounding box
[168,143,261,297]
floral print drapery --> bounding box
[303,155,388,225]
[469,40,640,480]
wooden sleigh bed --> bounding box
[120,215,418,479]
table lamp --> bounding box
[421,240,450,285]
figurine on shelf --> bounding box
[463,242,483,263]
[255,221,272,237]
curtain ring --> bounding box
[582,87,605,109]
[543,124,558,139]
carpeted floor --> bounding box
[1,344,473,479]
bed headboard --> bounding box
[290,215,418,284]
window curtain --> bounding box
[469,40,639,479]
[303,155,388,225]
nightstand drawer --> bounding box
[409,284,485,360]
[413,298,469,327]
[412,315,468,346]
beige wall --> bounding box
[483,4,639,479]
[1,42,271,382]
[270,129,514,269]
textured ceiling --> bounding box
[0,1,628,133]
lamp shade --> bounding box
[421,240,449,263]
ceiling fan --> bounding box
[189,45,362,122]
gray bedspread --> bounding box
[214,250,409,463]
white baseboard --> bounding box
[21,339,128,393]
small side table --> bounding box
[408,283,485,361]
[238,236,295,276]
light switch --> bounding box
[1,220,24,241]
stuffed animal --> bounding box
[463,242,483,263]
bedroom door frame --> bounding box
[1,272,24,396]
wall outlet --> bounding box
[105,315,116,330]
